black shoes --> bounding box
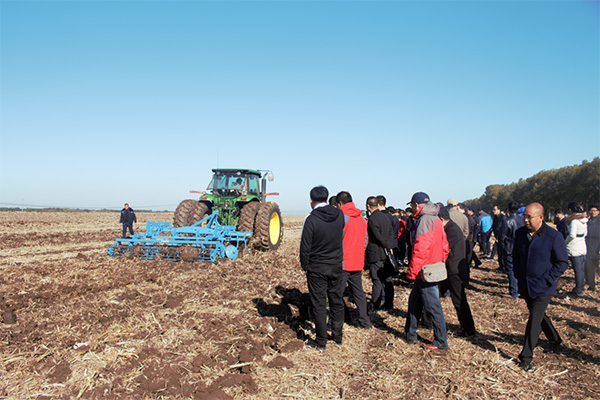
[519,360,532,371]
[543,340,562,354]
[400,332,417,344]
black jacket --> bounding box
[382,209,400,249]
[500,214,525,255]
[120,208,137,224]
[492,213,506,237]
[444,219,467,276]
[366,209,392,263]
[300,204,344,272]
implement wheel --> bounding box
[253,202,283,250]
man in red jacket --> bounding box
[402,192,450,350]
[337,191,372,329]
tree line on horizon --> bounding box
[464,157,600,216]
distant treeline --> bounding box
[0,208,165,213]
[465,157,600,214]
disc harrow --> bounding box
[107,211,251,262]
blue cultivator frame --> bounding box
[107,211,252,262]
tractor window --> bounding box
[247,175,260,195]
[208,173,246,196]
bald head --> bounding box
[523,202,544,233]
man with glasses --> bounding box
[513,203,568,371]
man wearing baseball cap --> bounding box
[402,192,450,351]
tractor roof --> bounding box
[212,168,262,176]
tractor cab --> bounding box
[207,169,261,198]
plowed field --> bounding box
[0,212,598,399]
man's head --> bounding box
[366,196,379,213]
[328,196,339,208]
[404,207,413,217]
[447,198,458,207]
[492,205,501,215]
[457,203,467,214]
[124,203,129,209]
[376,195,387,210]
[589,205,599,219]
[438,205,451,225]
[336,191,352,206]
[467,208,475,216]
[310,186,329,209]
[523,202,545,233]
[408,192,430,213]
[507,201,520,215]
[554,209,565,220]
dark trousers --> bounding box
[479,230,491,255]
[438,274,476,336]
[585,255,598,290]
[519,294,561,363]
[342,270,371,328]
[122,222,134,238]
[369,259,395,309]
[306,267,345,347]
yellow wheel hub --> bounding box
[268,212,281,245]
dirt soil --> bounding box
[0,211,598,399]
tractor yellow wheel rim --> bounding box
[269,212,281,245]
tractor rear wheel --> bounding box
[188,202,210,226]
[237,201,260,233]
[253,202,283,250]
[173,199,197,227]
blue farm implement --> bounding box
[107,212,252,262]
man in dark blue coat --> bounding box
[300,186,345,349]
[513,202,569,370]
[120,203,137,238]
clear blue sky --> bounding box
[1,0,598,215]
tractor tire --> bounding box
[173,199,198,227]
[253,202,283,250]
[237,201,260,233]
[187,202,210,226]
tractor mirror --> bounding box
[267,172,274,181]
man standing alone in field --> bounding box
[337,191,372,329]
[120,203,137,238]
[300,186,345,349]
[513,202,568,370]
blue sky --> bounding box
[1,0,598,215]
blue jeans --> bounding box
[404,279,448,348]
[570,255,585,293]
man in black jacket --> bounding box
[366,196,394,311]
[500,201,525,298]
[300,186,345,349]
[439,206,476,336]
[120,203,137,238]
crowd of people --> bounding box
[299,186,600,371]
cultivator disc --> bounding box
[107,212,252,262]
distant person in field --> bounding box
[553,209,569,239]
[565,202,588,296]
[300,186,345,350]
[499,201,524,299]
[490,205,506,263]
[438,205,476,337]
[365,196,394,311]
[513,202,568,371]
[478,209,493,258]
[459,204,480,282]
[447,198,469,239]
[585,205,600,291]
[402,192,450,351]
[337,191,372,329]
[120,203,137,238]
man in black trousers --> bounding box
[366,196,394,311]
[514,202,568,370]
[300,186,345,350]
[438,206,477,337]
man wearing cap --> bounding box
[447,198,469,240]
[402,192,450,350]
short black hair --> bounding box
[328,196,339,207]
[336,191,352,205]
[438,205,451,221]
[310,186,329,203]
[457,203,467,211]
[376,195,386,207]
[508,201,520,213]
[366,196,379,209]
[590,205,599,210]
[567,202,584,213]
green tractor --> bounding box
[173,169,283,250]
